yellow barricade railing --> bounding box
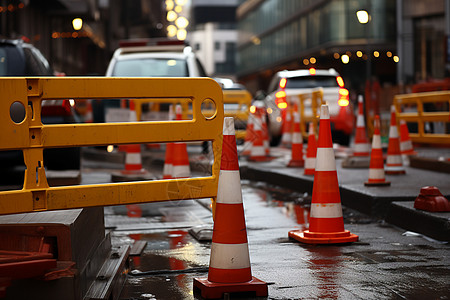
[393,91,450,144]
[0,77,224,215]
[134,89,251,140]
[287,88,324,138]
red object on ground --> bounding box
[414,186,450,212]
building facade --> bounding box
[188,0,239,78]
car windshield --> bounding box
[112,58,188,77]
[286,75,338,89]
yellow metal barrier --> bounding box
[288,88,324,138]
[393,91,450,144]
[134,89,251,139]
[0,77,224,215]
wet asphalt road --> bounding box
[94,166,449,300]
[2,149,448,300]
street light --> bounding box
[72,18,83,31]
[356,10,369,24]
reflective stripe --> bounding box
[172,165,190,178]
[305,157,315,169]
[223,117,235,136]
[315,148,336,171]
[292,132,303,143]
[356,116,365,127]
[372,135,381,148]
[251,145,265,156]
[368,169,385,180]
[354,143,370,153]
[125,153,141,165]
[310,203,343,218]
[217,170,243,204]
[400,140,413,151]
[210,242,250,269]
[386,155,402,165]
[389,126,399,138]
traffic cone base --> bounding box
[364,180,391,186]
[193,277,268,299]
[288,229,359,244]
[287,159,304,168]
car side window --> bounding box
[195,58,208,77]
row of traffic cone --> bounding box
[113,102,191,182]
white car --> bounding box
[106,43,207,78]
[262,68,354,145]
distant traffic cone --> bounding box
[365,115,390,186]
[85,99,93,123]
[385,105,406,175]
[112,100,153,182]
[241,112,255,156]
[281,110,292,147]
[193,117,268,299]
[399,119,417,157]
[353,95,370,156]
[287,111,304,167]
[248,107,269,162]
[172,104,190,178]
[289,105,359,244]
[304,122,317,175]
[163,105,175,179]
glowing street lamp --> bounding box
[72,18,83,31]
[356,10,369,24]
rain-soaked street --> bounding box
[98,176,450,300]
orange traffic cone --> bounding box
[353,95,370,156]
[281,110,292,147]
[399,119,417,157]
[304,122,317,175]
[163,105,175,179]
[248,107,269,162]
[289,105,359,244]
[365,115,390,186]
[241,111,255,156]
[385,105,406,175]
[112,100,153,182]
[193,117,268,299]
[172,104,190,178]
[287,111,304,167]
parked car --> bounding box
[260,68,354,145]
[0,39,80,173]
[100,41,208,123]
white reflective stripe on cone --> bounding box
[310,203,343,218]
[125,153,141,165]
[389,126,399,138]
[356,116,365,127]
[400,140,413,151]
[372,135,381,148]
[223,118,235,135]
[210,242,250,269]
[251,146,265,156]
[368,169,385,180]
[354,143,370,153]
[386,155,402,165]
[217,170,243,204]
[172,165,190,178]
[292,132,302,143]
[305,158,315,169]
[315,148,336,171]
